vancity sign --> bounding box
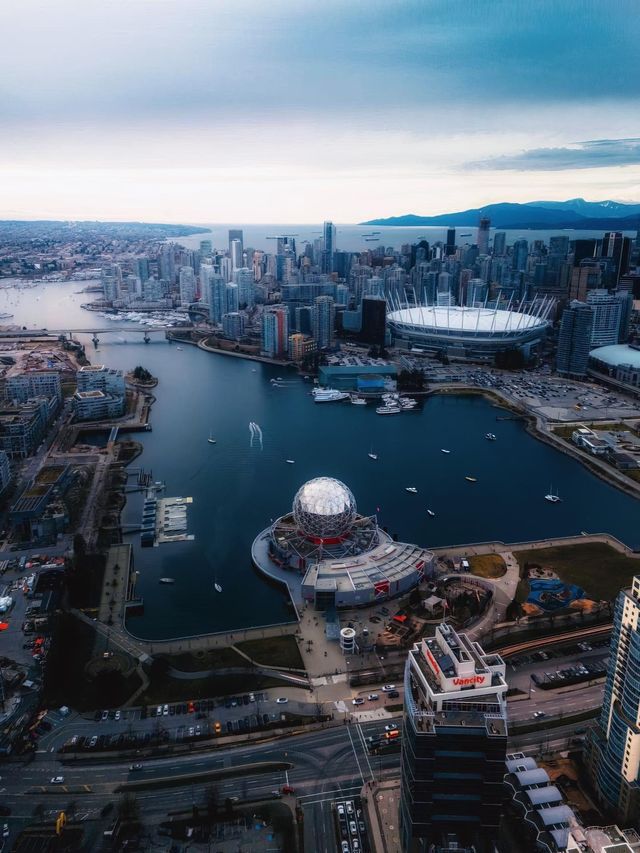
[423,643,487,691]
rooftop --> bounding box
[388,305,549,334]
[590,344,640,369]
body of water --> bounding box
[4,281,640,640]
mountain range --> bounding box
[360,199,640,230]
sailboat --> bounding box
[208,431,216,444]
[214,573,223,593]
[368,444,378,460]
[426,509,435,517]
[545,485,561,503]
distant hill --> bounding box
[360,200,640,230]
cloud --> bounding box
[466,139,640,172]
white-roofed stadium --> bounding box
[387,298,553,361]
[252,477,435,610]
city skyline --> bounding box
[1,0,639,223]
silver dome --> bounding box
[292,477,357,539]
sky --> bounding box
[1,0,639,223]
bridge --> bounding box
[0,326,194,344]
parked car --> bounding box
[50,776,64,784]
[387,690,400,699]
[384,724,399,732]
[275,698,288,704]
[367,693,379,701]
[352,698,365,706]
[382,684,396,692]
[214,721,222,734]
[101,711,109,722]
[129,764,143,771]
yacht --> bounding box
[465,476,478,483]
[405,487,418,494]
[427,509,435,517]
[214,581,223,593]
[545,486,561,503]
[207,431,216,445]
[485,433,497,441]
[376,404,401,415]
[399,397,418,409]
[350,395,367,405]
[159,578,175,584]
[440,449,451,454]
[285,459,295,464]
[311,387,350,403]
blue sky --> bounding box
[0,0,638,222]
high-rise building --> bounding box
[445,229,456,256]
[101,264,122,303]
[288,333,316,362]
[322,221,335,274]
[586,289,623,347]
[233,267,255,307]
[0,449,10,494]
[136,257,149,283]
[570,261,603,301]
[225,283,239,314]
[230,239,243,271]
[602,231,631,285]
[313,295,335,349]
[477,217,491,255]
[466,278,488,306]
[512,238,529,272]
[492,231,506,256]
[400,623,508,851]
[360,296,386,346]
[204,271,226,323]
[221,312,245,340]
[294,305,314,335]
[587,575,640,823]
[228,229,243,263]
[199,239,213,256]
[262,306,289,358]
[178,266,196,307]
[556,300,595,377]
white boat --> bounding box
[545,485,561,503]
[214,582,223,593]
[405,487,418,494]
[350,395,367,405]
[441,449,451,454]
[368,445,378,460]
[312,387,350,403]
[176,346,183,351]
[427,509,435,517]
[159,578,175,584]
[485,433,497,441]
[465,476,478,483]
[285,459,295,464]
[207,431,216,445]
[376,405,401,415]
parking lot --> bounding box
[335,795,370,853]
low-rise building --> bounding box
[571,426,611,455]
[76,365,126,396]
[74,390,125,421]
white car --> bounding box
[384,724,399,732]
[51,776,65,784]
[382,684,396,692]
[163,704,169,716]
[114,710,121,721]
[367,693,379,701]
[275,697,288,704]
[352,697,365,706]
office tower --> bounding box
[586,289,623,347]
[230,239,243,271]
[199,239,213,256]
[549,235,570,257]
[0,450,10,494]
[136,257,149,283]
[313,295,335,349]
[233,267,255,307]
[602,231,631,285]
[294,306,314,334]
[322,221,336,274]
[365,276,385,298]
[570,261,603,301]
[512,238,529,272]
[101,264,122,303]
[445,229,456,256]
[333,251,351,280]
[222,312,245,340]
[587,575,640,823]
[262,306,289,358]
[228,229,243,261]
[617,290,633,342]
[219,256,232,283]
[437,272,451,299]
[159,245,175,283]
[492,231,506,256]
[466,278,487,306]
[207,274,226,324]
[199,264,214,304]
[225,283,239,314]
[556,301,594,377]
[360,296,386,346]
[477,217,490,255]
[178,266,196,307]
[572,238,597,267]
[400,623,508,852]
[335,284,349,307]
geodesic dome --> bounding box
[292,477,357,539]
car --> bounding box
[129,764,143,771]
[352,698,365,706]
[156,705,162,717]
[382,685,396,692]
[214,721,222,734]
[248,693,255,702]
[275,697,288,704]
[50,776,65,784]
[367,693,379,701]
[533,711,546,719]
[225,698,232,709]
[195,725,201,736]
[337,804,345,816]
[349,820,357,835]
[114,710,121,721]
[271,790,282,799]
[346,802,354,814]
[101,710,109,721]
[384,724,399,732]
[353,842,360,852]
[341,843,350,853]
[89,735,98,747]
[3,823,9,837]
[281,785,295,795]
[162,704,169,716]
[187,701,195,713]
[169,705,176,715]
[188,726,195,737]
[387,690,400,699]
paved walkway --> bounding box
[364,780,401,853]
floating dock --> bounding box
[155,496,194,545]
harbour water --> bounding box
[4,280,640,640]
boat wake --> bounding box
[249,421,264,450]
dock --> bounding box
[155,496,194,545]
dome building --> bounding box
[252,476,435,611]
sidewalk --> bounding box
[363,779,401,853]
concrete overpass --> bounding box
[0,326,194,343]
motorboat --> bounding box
[214,582,223,593]
[545,485,561,503]
[312,387,350,403]
[405,487,418,494]
[485,433,497,441]
[350,395,367,405]
[159,578,175,584]
[376,405,401,415]
[441,449,451,454]
[176,346,183,351]
[427,509,435,517]
[285,459,295,464]
[368,452,378,460]
[207,431,216,444]
[465,476,478,483]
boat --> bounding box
[159,578,175,584]
[465,476,478,483]
[207,431,216,445]
[350,395,367,405]
[441,449,451,454]
[405,487,418,494]
[485,433,497,441]
[545,486,561,503]
[311,387,350,403]
[368,445,378,460]
[0,312,13,320]
[376,405,401,415]
[176,346,183,351]
[285,459,295,464]
[427,509,435,517]
[214,582,223,593]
